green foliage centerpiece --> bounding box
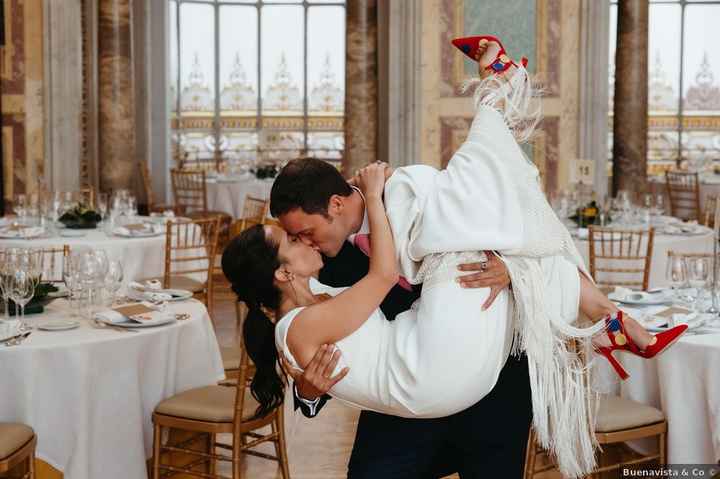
[58,204,101,229]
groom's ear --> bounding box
[274,268,289,283]
[328,194,344,216]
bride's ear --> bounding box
[274,267,294,283]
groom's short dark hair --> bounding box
[270,158,353,218]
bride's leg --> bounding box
[577,271,656,350]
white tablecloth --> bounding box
[0,221,208,284]
[0,299,224,479]
[205,176,274,219]
[574,230,714,289]
[619,329,720,464]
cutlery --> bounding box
[3,331,31,346]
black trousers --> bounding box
[346,354,532,479]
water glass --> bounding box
[688,257,710,310]
[666,256,688,295]
[104,260,124,305]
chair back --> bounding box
[38,245,71,283]
[164,217,220,290]
[170,169,208,215]
[588,226,655,291]
[703,194,719,228]
[240,196,269,230]
[665,171,701,221]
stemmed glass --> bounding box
[77,250,109,318]
[666,255,688,299]
[688,257,710,311]
[97,193,108,224]
[104,260,124,306]
[63,253,84,317]
[14,194,27,224]
[10,271,34,331]
[655,194,665,216]
[0,250,13,320]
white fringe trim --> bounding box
[461,65,542,145]
[504,257,606,479]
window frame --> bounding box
[170,0,346,166]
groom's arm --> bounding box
[457,251,511,310]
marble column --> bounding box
[612,0,648,195]
[343,0,378,177]
[98,0,135,192]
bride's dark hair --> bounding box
[221,224,285,418]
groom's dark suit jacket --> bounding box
[294,241,533,478]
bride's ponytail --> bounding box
[222,225,286,419]
[243,302,284,419]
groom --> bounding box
[270,158,532,478]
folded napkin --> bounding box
[113,223,160,236]
[95,303,174,325]
[127,281,171,302]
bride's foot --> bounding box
[476,39,519,80]
[591,313,656,350]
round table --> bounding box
[0,225,167,284]
[205,176,274,219]
[600,301,720,464]
[573,229,715,289]
[0,299,224,479]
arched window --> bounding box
[169,0,346,170]
[609,0,720,175]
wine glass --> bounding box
[104,260,124,306]
[63,253,84,317]
[666,255,688,298]
[97,193,108,223]
[688,257,710,311]
[655,194,665,216]
[10,271,34,331]
[14,194,27,223]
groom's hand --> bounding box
[457,252,511,310]
[281,344,349,401]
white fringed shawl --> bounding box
[384,66,604,478]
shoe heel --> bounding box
[598,348,630,380]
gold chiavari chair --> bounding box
[170,169,208,215]
[139,161,175,214]
[702,194,719,227]
[238,196,270,231]
[170,168,233,249]
[151,329,290,479]
[524,395,666,479]
[141,217,220,318]
[665,171,701,221]
[588,226,655,291]
[38,245,71,283]
[0,423,37,479]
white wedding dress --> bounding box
[276,69,604,477]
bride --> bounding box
[222,37,686,478]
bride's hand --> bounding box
[357,162,388,199]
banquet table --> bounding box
[0,219,208,284]
[603,300,720,464]
[573,227,714,289]
[649,173,720,213]
[205,175,274,219]
[0,298,224,479]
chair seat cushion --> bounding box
[155,386,258,423]
[0,423,34,460]
[595,395,665,432]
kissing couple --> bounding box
[222,36,686,479]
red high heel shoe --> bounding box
[451,35,528,73]
[596,310,688,380]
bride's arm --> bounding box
[287,164,399,366]
[577,272,618,320]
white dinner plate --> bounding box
[113,228,164,238]
[100,316,176,328]
[162,289,194,301]
[608,292,673,306]
[38,320,80,331]
[59,229,88,238]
